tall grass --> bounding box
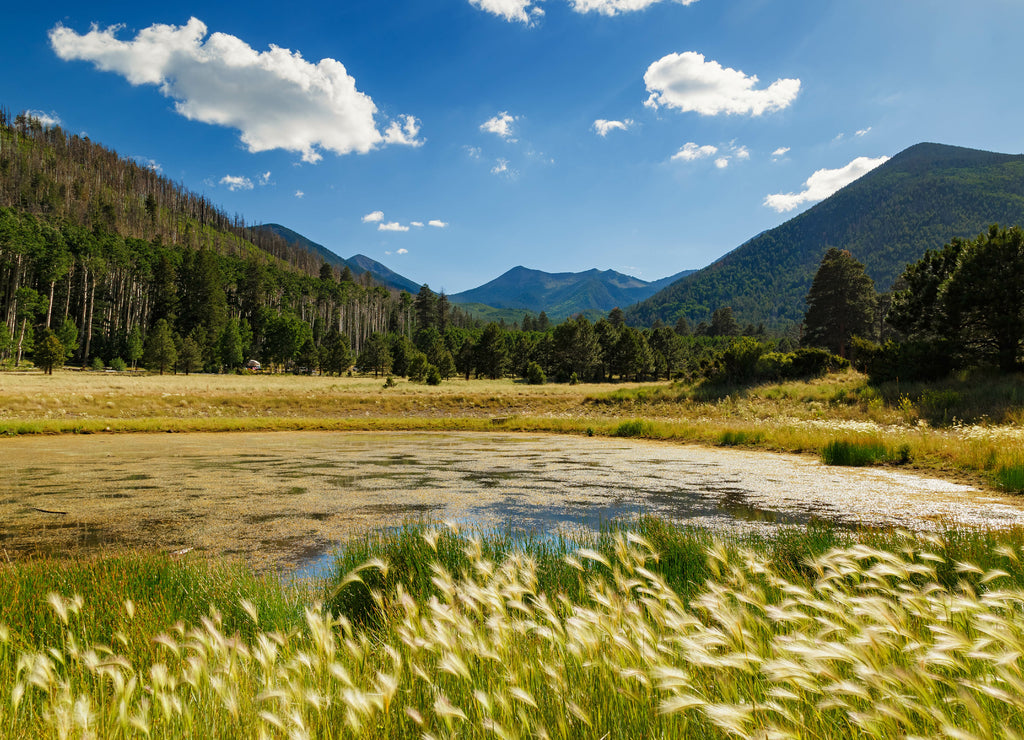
[8,523,1024,736]
[7,523,1024,737]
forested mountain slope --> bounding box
[254,224,422,294]
[0,109,424,368]
[451,266,694,321]
[626,143,1024,329]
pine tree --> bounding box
[143,319,177,374]
[803,248,876,357]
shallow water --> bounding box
[1,431,1019,572]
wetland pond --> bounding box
[3,431,1022,575]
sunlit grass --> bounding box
[7,522,1024,737]
[1,369,1021,489]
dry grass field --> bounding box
[0,368,1021,488]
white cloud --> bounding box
[295,190,304,198]
[733,145,750,160]
[671,142,717,162]
[258,171,271,186]
[362,210,385,223]
[383,115,424,147]
[410,221,424,227]
[491,158,517,177]
[771,146,790,159]
[855,126,872,137]
[593,118,633,136]
[481,111,518,140]
[220,175,253,191]
[379,221,410,232]
[25,110,62,128]
[468,0,544,24]
[429,220,448,228]
[396,248,409,255]
[764,155,890,212]
[570,0,698,15]
[49,17,421,163]
[464,145,482,159]
[644,52,800,116]
[714,157,729,169]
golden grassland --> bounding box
[0,367,1021,487]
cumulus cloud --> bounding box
[671,142,717,162]
[379,221,410,232]
[764,155,890,212]
[771,146,790,159]
[429,219,448,228]
[25,110,62,128]
[468,0,545,24]
[570,0,698,15]
[733,145,750,160]
[49,17,422,163]
[258,171,272,185]
[384,115,424,147]
[220,175,253,191]
[295,190,304,198]
[362,211,385,223]
[410,221,424,227]
[644,52,800,116]
[396,248,409,255]
[464,145,482,159]
[593,118,633,136]
[481,112,518,140]
[714,157,729,169]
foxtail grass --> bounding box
[8,523,1024,737]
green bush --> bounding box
[525,361,546,385]
[789,347,847,378]
[754,351,793,382]
[425,364,442,385]
[91,356,105,371]
[862,339,954,384]
[109,357,127,372]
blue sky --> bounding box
[2,1,1022,293]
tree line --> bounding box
[798,225,1024,380]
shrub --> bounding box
[720,337,765,383]
[525,361,546,385]
[788,347,847,378]
[425,365,442,385]
[91,356,105,371]
[753,351,792,382]
[862,339,954,384]
[110,357,128,372]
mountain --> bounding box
[256,224,421,293]
[347,254,422,294]
[450,266,695,322]
[627,143,1024,329]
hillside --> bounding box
[255,224,422,293]
[0,110,445,369]
[451,266,694,322]
[627,143,1024,329]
